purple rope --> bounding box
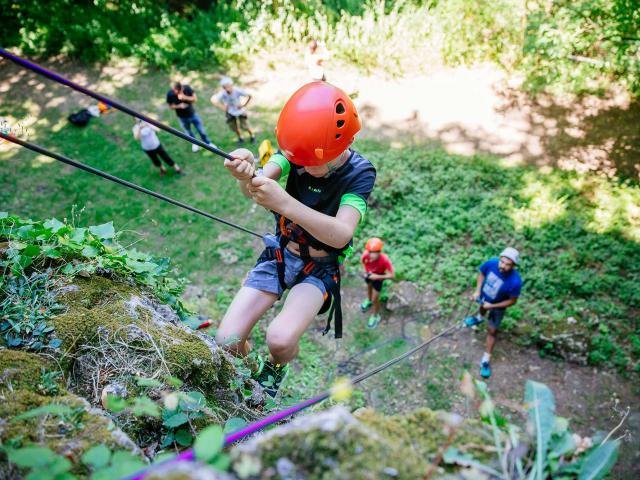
[125,393,329,480]
[0,48,233,161]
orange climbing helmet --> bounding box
[365,237,384,252]
[275,81,361,167]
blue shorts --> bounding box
[243,234,329,297]
[487,308,505,329]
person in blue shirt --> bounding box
[465,247,523,379]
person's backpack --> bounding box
[67,109,92,127]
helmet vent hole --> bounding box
[335,134,342,139]
[337,119,345,128]
[335,103,345,114]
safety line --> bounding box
[124,320,464,480]
[0,133,263,239]
[0,48,233,161]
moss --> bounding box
[0,349,49,392]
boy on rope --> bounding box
[166,81,216,153]
[360,237,394,328]
[464,247,523,379]
[216,81,376,397]
[210,77,256,145]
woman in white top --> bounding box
[133,120,182,176]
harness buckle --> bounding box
[303,261,316,275]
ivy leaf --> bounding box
[48,338,63,349]
[82,444,112,469]
[578,440,619,480]
[223,417,248,434]
[174,428,193,446]
[8,446,57,468]
[194,425,224,462]
[89,222,115,240]
[81,245,99,258]
[104,394,128,413]
[163,412,189,428]
[44,218,65,234]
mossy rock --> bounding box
[51,275,262,405]
[231,406,494,479]
[0,351,143,477]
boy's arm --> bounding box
[179,88,197,102]
[249,177,360,248]
[473,272,485,299]
[483,297,517,310]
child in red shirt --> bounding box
[360,237,394,328]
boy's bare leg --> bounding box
[266,283,324,365]
[367,282,373,301]
[216,287,278,356]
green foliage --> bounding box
[3,443,146,480]
[447,377,620,479]
[0,270,63,349]
[358,141,640,372]
[522,0,640,97]
[0,213,191,325]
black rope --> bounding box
[0,133,263,239]
[0,48,233,160]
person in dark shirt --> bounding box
[166,81,215,153]
[465,247,523,379]
[216,82,376,397]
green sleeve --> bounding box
[340,193,367,224]
[266,153,290,178]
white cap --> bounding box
[500,247,520,265]
[220,76,233,87]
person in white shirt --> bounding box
[133,120,182,176]
[211,77,255,145]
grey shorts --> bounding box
[487,308,506,329]
[243,234,329,297]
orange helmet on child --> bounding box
[365,237,384,252]
[276,81,361,167]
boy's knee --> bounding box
[266,328,296,355]
[487,327,498,336]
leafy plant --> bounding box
[446,376,621,479]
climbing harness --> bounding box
[0,132,262,239]
[256,217,345,338]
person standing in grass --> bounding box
[360,237,394,328]
[464,247,523,379]
[211,77,255,146]
[166,81,216,153]
[216,82,376,397]
[132,120,182,176]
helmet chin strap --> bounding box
[324,150,350,177]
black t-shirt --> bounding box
[166,85,195,118]
[276,149,376,253]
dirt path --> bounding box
[309,280,639,477]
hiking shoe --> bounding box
[480,361,491,379]
[360,299,372,312]
[192,144,200,153]
[464,315,484,327]
[250,136,256,144]
[367,314,381,329]
[256,361,289,398]
[236,138,245,145]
